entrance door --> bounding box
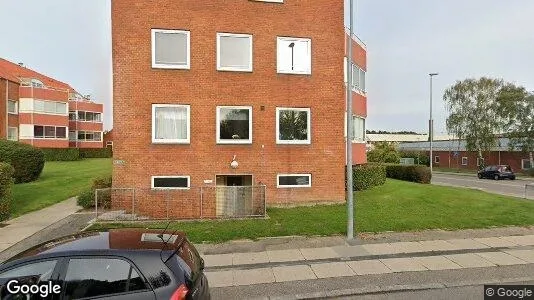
[215,175,252,217]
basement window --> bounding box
[277,174,312,188]
[151,176,190,189]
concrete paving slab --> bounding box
[233,251,270,265]
[474,237,519,248]
[445,238,491,250]
[203,253,233,267]
[272,265,317,282]
[0,243,13,252]
[346,259,392,275]
[504,250,534,263]
[418,240,462,251]
[501,235,534,246]
[414,256,462,270]
[475,251,528,266]
[310,262,355,278]
[300,247,339,260]
[233,268,275,286]
[266,249,305,263]
[445,253,496,268]
[361,243,398,255]
[331,245,370,258]
[380,257,428,272]
[389,241,433,253]
[205,271,233,288]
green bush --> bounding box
[385,164,432,184]
[77,175,113,208]
[367,142,401,163]
[346,164,387,191]
[41,148,81,161]
[0,140,45,183]
[0,163,15,222]
[80,148,112,158]
[399,151,430,166]
[77,188,95,209]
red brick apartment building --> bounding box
[111,0,367,218]
[0,58,104,148]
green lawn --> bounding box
[11,158,112,218]
[89,179,534,243]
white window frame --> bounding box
[277,36,312,75]
[521,159,531,170]
[277,174,312,188]
[216,32,253,72]
[434,156,440,163]
[477,157,484,167]
[352,115,366,143]
[151,176,191,190]
[7,100,18,114]
[461,157,468,166]
[216,106,253,144]
[152,104,191,144]
[276,107,311,145]
[7,127,18,141]
[151,29,191,69]
[33,99,67,115]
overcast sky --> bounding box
[1,1,533,134]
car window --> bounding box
[484,167,491,171]
[0,260,57,281]
[63,258,146,299]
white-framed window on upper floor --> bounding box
[69,130,76,141]
[276,107,310,144]
[7,127,18,141]
[152,104,190,144]
[277,174,312,188]
[217,33,253,72]
[151,176,190,190]
[277,37,311,75]
[8,100,18,114]
[151,29,191,69]
[77,131,102,142]
[76,111,102,122]
[34,100,67,115]
[69,111,76,121]
[352,115,365,142]
[216,106,252,144]
[461,157,468,166]
[522,158,532,170]
[351,64,366,93]
[34,125,67,139]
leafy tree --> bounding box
[367,142,400,163]
[444,77,505,162]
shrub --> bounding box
[0,163,15,222]
[41,148,81,161]
[385,164,432,184]
[77,188,95,209]
[80,148,113,158]
[77,175,113,209]
[367,142,401,163]
[347,164,386,191]
[0,140,45,183]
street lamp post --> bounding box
[346,0,355,240]
[429,73,439,174]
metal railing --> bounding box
[94,186,266,222]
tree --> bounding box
[497,84,534,169]
[367,142,400,163]
[444,78,505,164]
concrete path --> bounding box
[0,197,81,252]
[204,234,534,288]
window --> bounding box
[0,260,57,281]
[217,33,253,72]
[152,176,190,189]
[8,100,17,114]
[276,108,310,144]
[522,159,532,170]
[64,258,146,299]
[277,37,311,75]
[76,131,102,141]
[152,104,190,144]
[461,157,468,166]
[352,116,365,142]
[69,111,77,120]
[69,131,76,141]
[31,79,44,88]
[56,127,66,139]
[477,157,484,167]
[277,174,312,188]
[435,156,440,163]
[7,127,18,141]
[34,100,66,114]
[152,29,190,69]
[217,106,252,144]
[351,64,366,92]
[34,126,67,139]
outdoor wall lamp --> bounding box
[230,155,239,169]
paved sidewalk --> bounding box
[0,198,81,252]
[204,234,534,288]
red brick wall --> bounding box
[68,101,103,113]
[0,79,20,139]
[69,121,102,132]
[20,139,69,148]
[19,86,69,101]
[112,0,348,210]
[432,150,529,172]
[103,130,113,148]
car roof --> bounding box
[3,229,186,264]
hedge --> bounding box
[80,148,113,158]
[347,164,387,191]
[77,175,112,209]
[0,140,45,183]
[385,164,432,184]
[0,163,15,222]
[42,148,81,161]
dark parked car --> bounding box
[0,229,210,300]
[477,165,516,180]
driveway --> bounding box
[432,173,534,199]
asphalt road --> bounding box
[432,173,534,199]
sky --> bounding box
[1,0,534,134]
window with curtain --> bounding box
[217,33,253,72]
[152,104,190,144]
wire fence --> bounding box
[94,186,266,222]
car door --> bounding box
[0,259,62,300]
[59,256,156,300]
